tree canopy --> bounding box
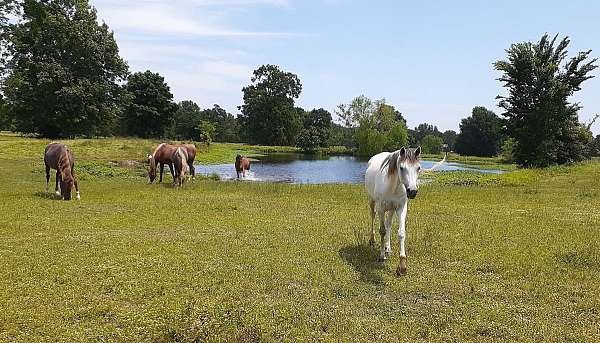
[122,70,177,138]
[239,64,302,145]
[2,0,129,138]
[495,34,597,166]
[455,106,504,157]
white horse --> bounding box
[365,147,444,276]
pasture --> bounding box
[0,135,599,342]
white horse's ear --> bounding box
[399,147,407,159]
[415,146,421,158]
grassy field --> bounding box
[0,134,599,342]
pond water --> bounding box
[196,153,504,184]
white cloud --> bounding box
[94,1,293,37]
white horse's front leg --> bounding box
[396,202,408,276]
[378,210,387,261]
[385,212,393,257]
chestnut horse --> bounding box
[235,155,251,179]
[147,143,196,183]
[44,142,80,200]
[172,147,190,187]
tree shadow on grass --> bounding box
[339,243,385,285]
[34,191,62,200]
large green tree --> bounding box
[296,108,332,152]
[3,0,128,138]
[239,64,302,145]
[495,34,597,166]
[455,106,504,157]
[122,71,177,138]
[337,96,407,156]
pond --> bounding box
[196,153,504,184]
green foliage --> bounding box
[500,137,517,163]
[441,130,457,151]
[2,0,129,138]
[588,135,600,157]
[420,134,444,154]
[338,96,408,156]
[455,106,504,157]
[354,119,386,156]
[495,34,598,167]
[199,105,240,143]
[296,108,332,152]
[0,93,13,130]
[239,64,302,146]
[122,71,177,138]
[170,100,202,140]
[197,120,216,145]
[384,122,408,151]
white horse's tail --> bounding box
[425,152,447,172]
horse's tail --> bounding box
[177,147,189,174]
[425,152,447,172]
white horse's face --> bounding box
[398,147,421,199]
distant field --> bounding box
[0,134,599,342]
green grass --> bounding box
[1,135,599,342]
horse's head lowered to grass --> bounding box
[384,146,421,199]
[147,154,156,183]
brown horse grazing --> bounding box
[235,155,251,178]
[44,142,80,200]
[147,143,197,183]
[172,147,190,187]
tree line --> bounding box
[1,1,599,167]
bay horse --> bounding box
[44,142,80,200]
[147,143,196,183]
[235,155,251,178]
[172,147,189,187]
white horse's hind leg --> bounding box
[368,200,376,247]
[378,210,387,261]
[396,203,408,276]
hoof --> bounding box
[55,191,61,196]
[368,238,375,247]
[396,256,407,277]
[76,192,81,200]
[378,255,387,263]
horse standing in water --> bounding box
[171,147,190,187]
[364,147,422,276]
[147,143,197,183]
[44,142,80,200]
[235,155,251,179]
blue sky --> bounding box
[91,0,600,135]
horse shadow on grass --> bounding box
[34,191,62,200]
[339,242,386,285]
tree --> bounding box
[441,130,457,151]
[495,34,597,166]
[413,123,441,143]
[0,93,12,130]
[239,64,302,145]
[338,96,408,156]
[454,106,504,157]
[2,0,129,138]
[296,108,333,152]
[170,100,202,140]
[197,120,216,145]
[199,104,240,143]
[122,71,177,138]
[420,134,444,154]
